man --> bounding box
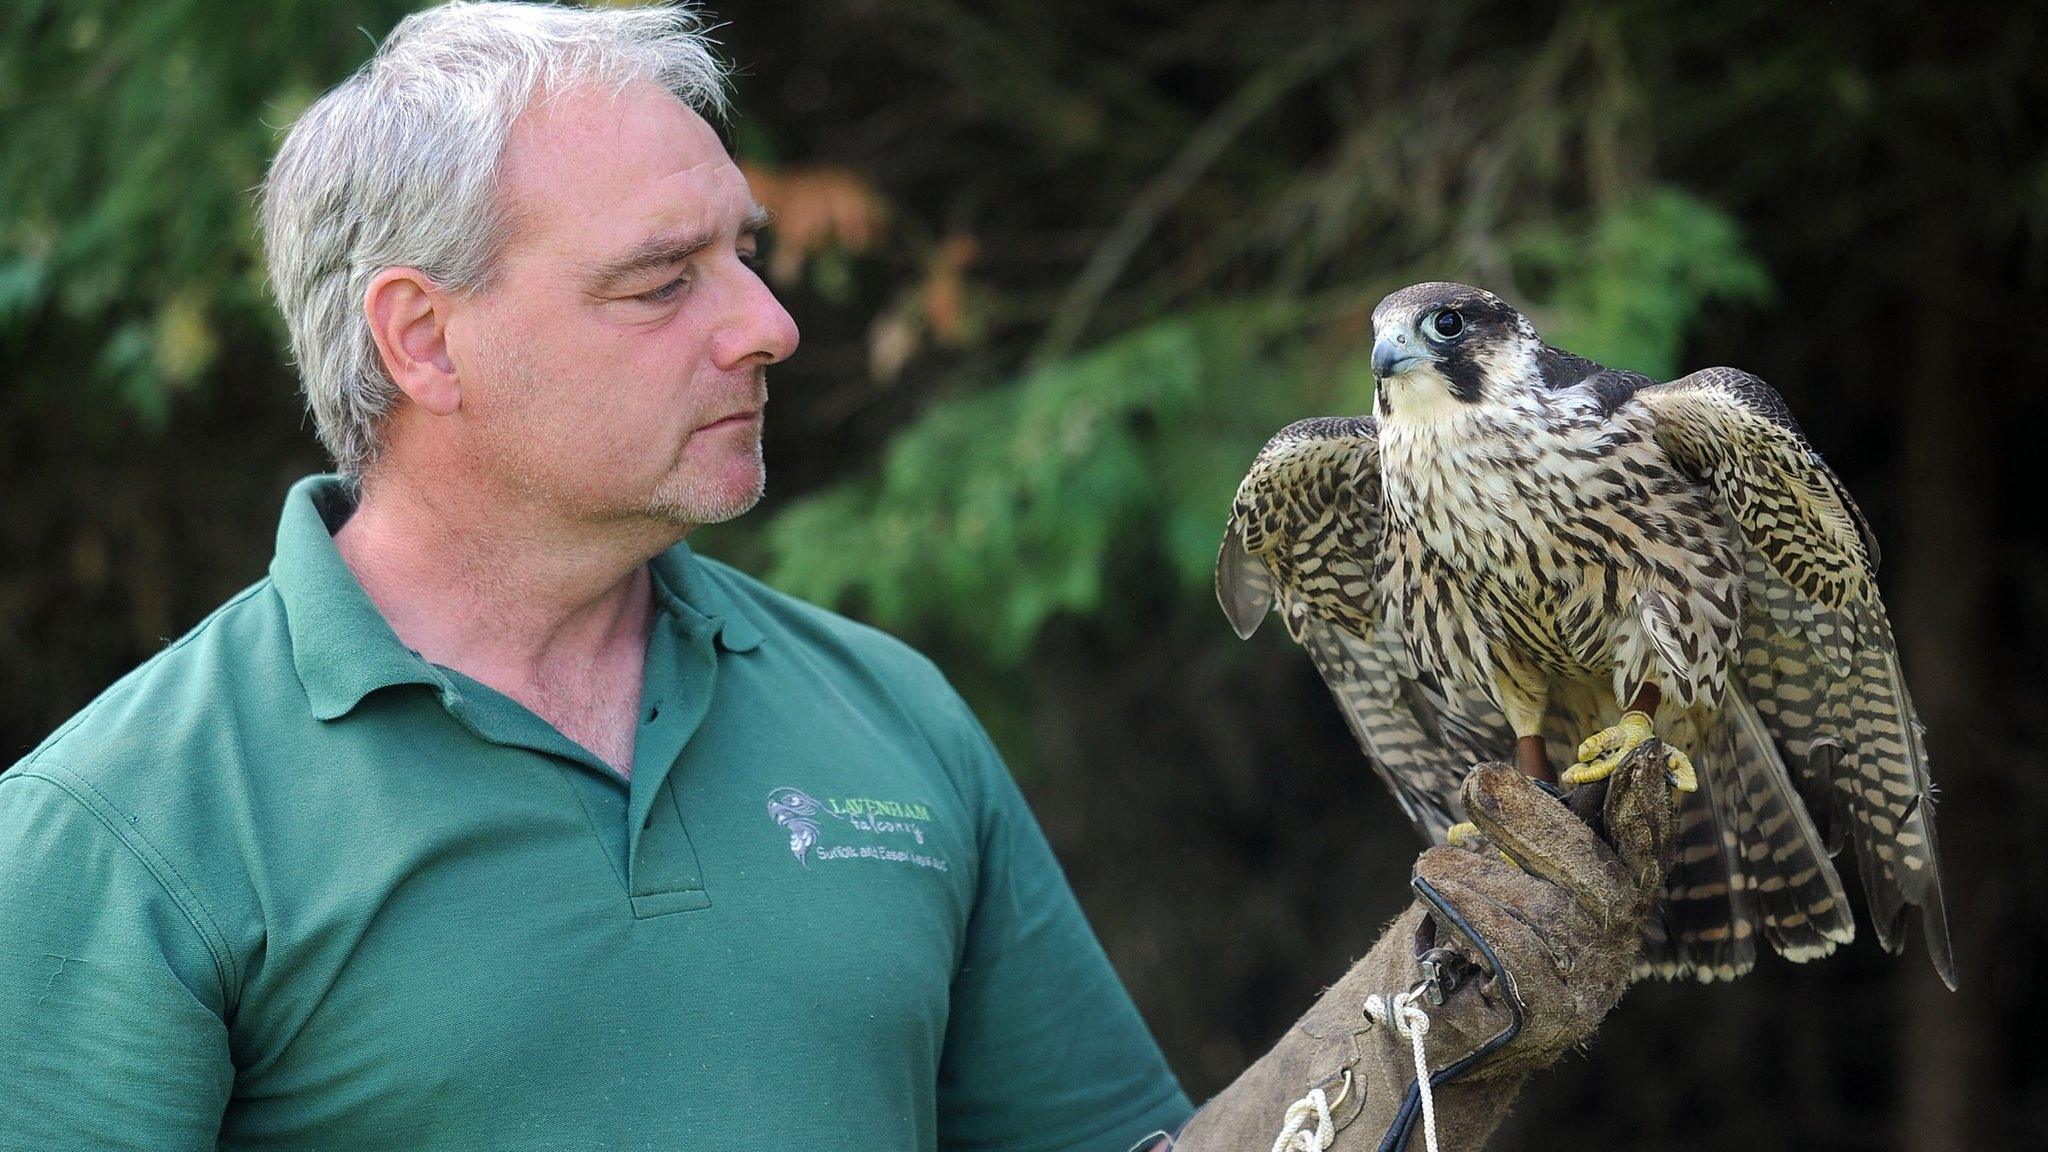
[0,4,1676,1149]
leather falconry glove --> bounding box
[1170,739,1681,1152]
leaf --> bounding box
[1511,190,1774,377]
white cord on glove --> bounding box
[1268,1068,1351,1152]
[1267,984,1441,1152]
[1268,1086,1333,1152]
[1364,989,1438,1152]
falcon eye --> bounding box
[1430,309,1465,340]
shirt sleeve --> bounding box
[0,766,236,1151]
[932,707,1193,1151]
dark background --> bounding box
[3,1,2044,1147]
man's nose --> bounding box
[716,266,800,370]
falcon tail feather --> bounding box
[1632,707,1760,982]
[1722,691,1856,961]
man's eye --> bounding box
[737,248,762,272]
[638,273,688,303]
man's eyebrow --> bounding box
[583,203,776,295]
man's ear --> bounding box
[364,267,462,417]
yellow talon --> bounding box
[1445,820,1521,870]
[1562,710,1657,787]
[1665,747,1699,793]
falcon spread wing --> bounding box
[1636,367,1955,987]
[1215,417,1510,841]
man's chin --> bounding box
[646,465,766,528]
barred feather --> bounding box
[1723,690,1855,961]
[1217,418,1502,841]
[1639,707,1759,982]
[1300,623,1465,841]
[1642,369,1954,988]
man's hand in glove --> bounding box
[1170,737,1682,1151]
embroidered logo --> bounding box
[766,787,824,866]
[764,787,949,873]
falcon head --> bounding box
[767,787,821,823]
[1370,282,1544,421]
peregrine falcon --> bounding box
[1217,282,1954,987]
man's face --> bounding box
[443,79,799,529]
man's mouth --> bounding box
[698,410,761,433]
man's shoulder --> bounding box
[11,575,297,793]
[2,577,299,1011]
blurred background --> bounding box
[3,1,2044,1147]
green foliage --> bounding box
[764,310,1336,660]
[1512,190,1773,377]
[0,1,415,425]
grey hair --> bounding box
[257,1,729,479]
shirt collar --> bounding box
[648,539,766,654]
[269,474,763,722]
[269,475,444,721]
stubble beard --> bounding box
[646,435,766,528]
[647,368,771,528]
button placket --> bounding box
[621,613,719,917]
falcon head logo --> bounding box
[1370,281,1546,420]
[766,787,823,867]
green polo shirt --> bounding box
[0,475,1190,1151]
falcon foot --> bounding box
[1662,746,1698,793]
[1563,711,1698,793]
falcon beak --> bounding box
[1372,332,1425,379]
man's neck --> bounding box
[332,467,684,772]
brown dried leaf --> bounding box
[739,161,889,284]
